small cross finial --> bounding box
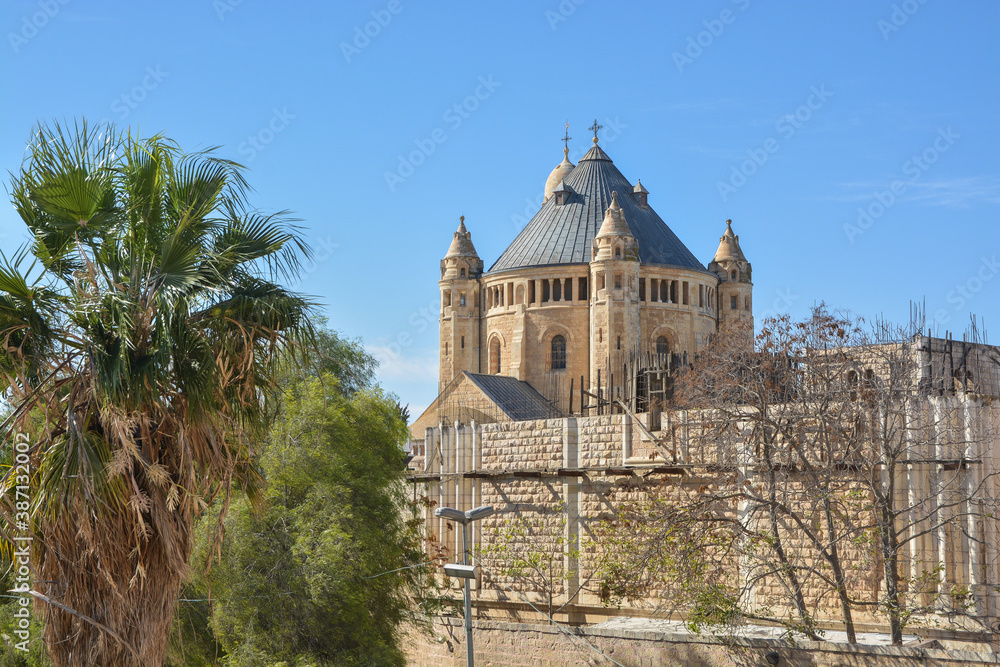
[589,118,603,144]
[460,215,465,223]
[562,122,572,153]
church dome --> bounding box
[489,143,708,275]
[543,149,575,202]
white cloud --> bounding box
[903,177,1000,208]
[367,345,438,383]
[821,176,1000,208]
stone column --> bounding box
[562,418,581,618]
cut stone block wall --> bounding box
[404,617,1000,667]
[407,394,1000,646]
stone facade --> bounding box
[407,128,1000,655]
[421,137,750,423]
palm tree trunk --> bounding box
[37,501,190,666]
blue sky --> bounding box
[3,1,998,417]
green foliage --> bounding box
[163,581,224,667]
[278,318,375,397]
[192,368,423,666]
[0,573,49,667]
[0,119,314,665]
[686,583,742,635]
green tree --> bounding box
[200,366,422,666]
[0,120,312,666]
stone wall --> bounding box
[404,617,1000,667]
[407,395,1000,647]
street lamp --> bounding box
[435,504,495,667]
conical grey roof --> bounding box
[445,217,480,258]
[489,145,706,274]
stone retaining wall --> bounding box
[405,617,1000,667]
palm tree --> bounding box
[0,120,313,666]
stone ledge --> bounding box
[425,616,1000,663]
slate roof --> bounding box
[464,372,564,422]
[489,144,708,274]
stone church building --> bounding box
[412,128,751,433]
[406,126,1000,653]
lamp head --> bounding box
[435,507,467,523]
[466,505,495,521]
[443,563,477,579]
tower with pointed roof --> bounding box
[439,217,484,392]
[590,191,641,392]
[414,123,753,430]
[708,219,753,328]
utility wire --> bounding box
[363,558,439,579]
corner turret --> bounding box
[589,192,641,391]
[439,217,483,391]
[708,219,753,327]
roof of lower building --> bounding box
[464,373,564,421]
[488,144,708,274]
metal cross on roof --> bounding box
[588,118,603,143]
[562,122,571,151]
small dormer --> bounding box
[553,180,573,206]
[632,179,649,207]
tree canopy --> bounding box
[177,330,422,667]
[0,120,313,666]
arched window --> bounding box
[460,268,466,278]
[730,270,737,280]
[489,338,502,374]
[551,335,566,370]
[656,336,670,357]
[615,246,621,258]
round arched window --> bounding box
[551,335,567,370]
[656,336,670,357]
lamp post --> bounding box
[435,504,495,667]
